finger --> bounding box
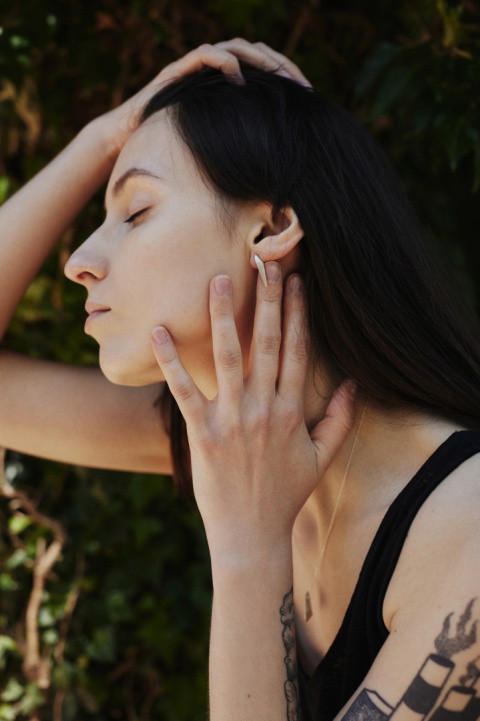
[247,261,283,400]
[209,275,244,401]
[254,43,312,87]
[152,326,206,420]
[277,274,309,404]
[310,380,357,470]
[159,45,244,85]
[215,39,312,87]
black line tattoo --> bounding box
[341,599,479,721]
[460,656,480,687]
[435,599,478,659]
[280,587,301,721]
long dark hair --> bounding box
[141,65,480,495]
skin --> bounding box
[65,111,302,397]
[66,112,250,393]
[2,37,480,721]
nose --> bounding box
[64,233,108,286]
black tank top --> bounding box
[298,430,480,721]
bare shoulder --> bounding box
[333,437,480,721]
[384,436,480,631]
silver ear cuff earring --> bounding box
[254,254,268,288]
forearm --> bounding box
[0,118,115,338]
[209,544,301,721]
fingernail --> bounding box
[233,73,246,85]
[266,262,281,283]
[277,69,293,80]
[214,275,232,296]
[153,326,169,345]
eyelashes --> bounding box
[124,208,149,224]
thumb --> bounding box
[310,379,357,469]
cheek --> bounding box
[124,250,212,346]
[99,240,213,386]
[101,207,257,387]
[118,214,221,339]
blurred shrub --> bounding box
[0,0,479,718]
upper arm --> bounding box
[0,351,173,474]
[334,468,480,721]
[338,592,480,721]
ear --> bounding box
[248,205,304,272]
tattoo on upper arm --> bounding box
[280,587,302,721]
[342,598,480,721]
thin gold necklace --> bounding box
[303,401,368,622]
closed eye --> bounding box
[124,208,149,224]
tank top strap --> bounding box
[299,430,480,721]
[367,429,480,610]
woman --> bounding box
[1,39,480,721]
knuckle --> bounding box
[197,43,213,54]
[212,300,233,317]
[248,408,271,434]
[282,404,303,428]
[258,331,281,355]
[218,348,242,371]
[191,427,217,455]
[289,336,309,362]
[158,349,178,366]
[263,285,282,303]
[173,381,195,403]
[225,417,243,440]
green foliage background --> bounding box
[0,0,479,719]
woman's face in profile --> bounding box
[65,110,257,394]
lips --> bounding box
[85,302,111,315]
[84,302,111,330]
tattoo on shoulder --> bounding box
[280,587,302,721]
[342,598,480,721]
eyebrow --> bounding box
[111,168,165,197]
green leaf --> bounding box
[42,628,58,645]
[86,626,116,663]
[18,683,43,714]
[131,517,163,547]
[8,514,31,535]
[38,605,56,627]
[0,704,17,721]
[5,548,28,569]
[368,64,413,120]
[434,114,473,171]
[0,176,10,202]
[9,35,29,49]
[1,678,24,703]
[0,636,17,659]
[0,574,18,592]
[356,42,400,95]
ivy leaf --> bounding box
[356,42,400,95]
[1,678,24,703]
[8,514,31,535]
[368,63,413,120]
[5,548,28,569]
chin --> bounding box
[98,347,164,387]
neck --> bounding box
[297,362,465,542]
